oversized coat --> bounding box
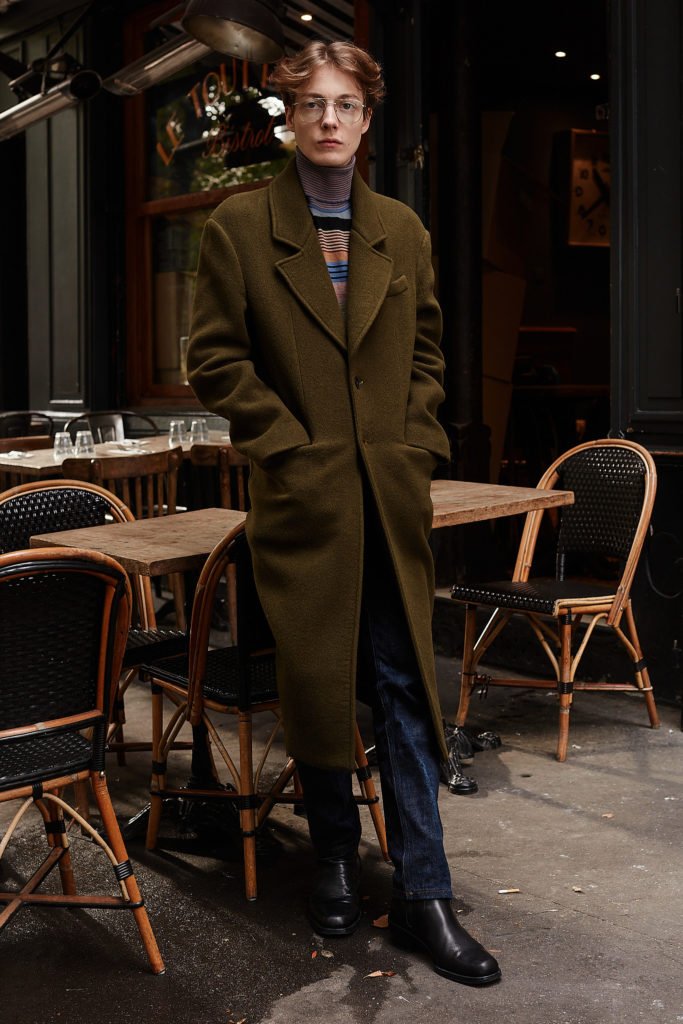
[187,157,451,770]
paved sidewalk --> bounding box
[1,655,682,1024]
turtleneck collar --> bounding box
[295,147,355,204]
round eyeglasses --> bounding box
[291,98,367,126]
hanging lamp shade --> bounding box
[182,0,285,62]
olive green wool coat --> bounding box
[187,157,451,771]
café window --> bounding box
[125,9,292,404]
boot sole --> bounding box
[308,911,361,937]
[389,921,502,986]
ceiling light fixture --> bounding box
[0,70,100,141]
[590,73,601,80]
[182,0,285,61]
[301,13,313,21]
[103,33,212,96]
[0,1,101,142]
[554,50,567,58]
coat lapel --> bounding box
[270,160,346,350]
[346,173,393,356]
[269,160,394,356]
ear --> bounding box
[361,107,372,136]
[285,106,295,131]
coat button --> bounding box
[354,376,364,389]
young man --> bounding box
[187,41,501,987]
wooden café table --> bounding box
[30,479,573,575]
[0,431,231,485]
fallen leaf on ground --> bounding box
[311,951,318,958]
[372,914,389,928]
[321,950,334,959]
[572,886,584,893]
[364,970,396,979]
[498,888,521,894]
[601,812,614,819]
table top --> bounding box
[430,478,572,528]
[30,480,572,576]
[32,507,246,576]
[0,431,231,479]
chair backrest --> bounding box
[0,435,52,454]
[0,479,154,629]
[189,444,250,511]
[187,525,274,718]
[515,439,656,619]
[0,411,54,438]
[65,411,159,443]
[0,547,131,759]
[62,447,183,520]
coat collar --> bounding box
[270,158,394,354]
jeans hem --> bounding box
[394,888,454,901]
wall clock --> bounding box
[568,129,610,247]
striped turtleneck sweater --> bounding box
[295,148,354,313]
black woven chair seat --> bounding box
[142,647,278,706]
[451,578,616,614]
[122,627,186,669]
[0,731,92,791]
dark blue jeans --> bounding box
[297,493,452,900]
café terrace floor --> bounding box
[1,651,682,1024]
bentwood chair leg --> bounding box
[353,726,389,863]
[146,684,165,851]
[556,615,573,762]
[36,798,77,896]
[238,711,258,901]
[623,601,660,729]
[91,772,165,974]
[456,603,479,727]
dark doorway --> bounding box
[478,1,610,492]
[0,133,28,409]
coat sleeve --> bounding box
[187,216,310,466]
[403,230,451,463]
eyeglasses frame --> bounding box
[290,97,368,125]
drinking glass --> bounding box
[53,431,75,461]
[189,418,210,444]
[74,430,96,457]
[168,419,187,447]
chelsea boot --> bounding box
[389,897,501,985]
[308,854,362,936]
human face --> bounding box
[285,64,371,167]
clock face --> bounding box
[568,130,610,247]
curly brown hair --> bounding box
[269,40,385,111]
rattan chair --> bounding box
[142,524,388,901]
[0,546,164,973]
[0,480,187,762]
[65,410,159,443]
[451,439,660,761]
[0,410,53,438]
[190,443,250,512]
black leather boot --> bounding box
[308,854,361,936]
[389,898,501,985]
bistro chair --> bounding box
[142,524,388,901]
[0,545,164,973]
[0,479,187,764]
[0,410,54,439]
[190,443,250,512]
[0,435,52,491]
[62,446,186,629]
[65,410,159,444]
[451,439,660,761]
